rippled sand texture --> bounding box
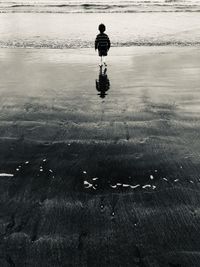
[0,47,200,266]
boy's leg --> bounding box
[103,56,107,66]
[99,56,103,66]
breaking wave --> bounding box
[1,1,200,13]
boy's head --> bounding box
[98,24,106,33]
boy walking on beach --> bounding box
[95,24,110,67]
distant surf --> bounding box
[1,0,200,13]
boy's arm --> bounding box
[107,36,111,50]
[95,36,98,50]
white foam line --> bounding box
[130,184,140,189]
[110,185,117,189]
[142,184,151,189]
[122,184,130,188]
[0,173,14,177]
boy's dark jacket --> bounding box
[95,33,111,51]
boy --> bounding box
[95,24,111,67]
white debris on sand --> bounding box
[130,184,140,189]
[142,184,151,189]
[84,180,93,188]
[0,173,14,177]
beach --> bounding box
[0,46,200,266]
[0,13,200,49]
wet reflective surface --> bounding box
[0,47,200,266]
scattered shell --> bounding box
[174,179,179,182]
[150,175,154,180]
[163,178,168,181]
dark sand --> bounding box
[0,47,200,266]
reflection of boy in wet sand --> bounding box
[96,68,110,98]
[95,24,111,67]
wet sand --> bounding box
[0,47,200,266]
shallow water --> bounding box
[1,47,200,193]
